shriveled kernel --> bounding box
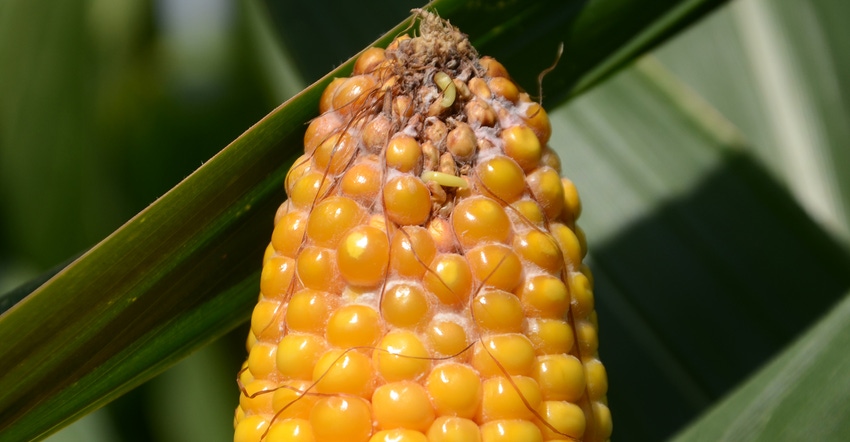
[446,122,477,161]
[427,319,470,358]
[289,171,332,209]
[517,274,569,319]
[272,210,309,259]
[260,256,295,300]
[369,429,428,442]
[465,99,497,127]
[332,75,378,114]
[319,77,346,114]
[305,196,366,248]
[585,357,609,400]
[480,420,543,442]
[468,77,492,100]
[247,341,277,379]
[240,379,276,415]
[426,363,482,418]
[424,253,474,306]
[472,290,524,333]
[272,381,318,420]
[479,376,542,422]
[313,131,359,175]
[285,289,338,334]
[513,229,563,274]
[337,225,389,287]
[475,156,526,203]
[390,226,438,278]
[276,333,326,380]
[550,223,582,272]
[451,197,511,249]
[426,218,455,252]
[266,418,315,442]
[540,146,562,172]
[488,77,519,103]
[393,95,415,119]
[234,414,269,442]
[326,304,382,348]
[251,298,282,341]
[502,125,542,172]
[374,330,431,382]
[363,114,392,153]
[382,283,429,328]
[386,135,422,172]
[522,102,552,145]
[310,396,372,442]
[295,246,343,293]
[372,381,436,432]
[427,416,482,442]
[527,318,574,355]
[424,118,448,145]
[354,47,386,75]
[527,166,565,219]
[537,401,586,440]
[534,354,586,402]
[472,334,536,377]
[467,244,523,292]
[383,175,432,226]
[313,348,374,397]
[341,159,382,203]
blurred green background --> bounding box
[2,0,850,441]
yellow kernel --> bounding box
[326,304,382,348]
[386,135,422,172]
[369,429,428,442]
[527,319,574,355]
[561,177,582,221]
[267,418,315,442]
[337,225,390,287]
[584,358,608,400]
[272,381,318,420]
[475,156,526,203]
[383,175,431,226]
[446,122,477,160]
[468,77,492,100]
[550,223,582,272]
[372,381,436,432]
[510,199,545,227]
[479,375,542,422]
[527,166,564,219]
[513,229,563,274]
[251,298,282,342]
[534,354,585,402]
[319,77,346,114]
[424,253,474,306]
[289,171,332,209]
[451,197,512,249]
[245,331,257,355]
[501,125,541,172]
[234,414,269,442]
[516,274,569,319]
[568,272,595,319]
[488,77,519,103]
[341,159,382,203]
[426,363,482,419]
[310,396,372,442]
[240,379,276,415]
[537,401,586,440]
[522,102,552,145]
[472,290,524,333]
[472,334,536,377]
[247,341,277,379]
[382,283,430,329]
[540,146,562,172]
[363,114,392,153]
[285,289,339,334]
[263,241,276,265]
[313,349,374,398]
[390,226,438,278]
[576,225,588,259]
[575,319,599,355]
[313,131,358,175]
[272,210,309,258]
[467,244,523,292]
[286,156,312,197]
[354,47,386,75]
[296,246,343,293]
[374,330,431,382]
[260,256,295,300]
[427,417,482,442]
[480,420,542,442]
[590,401,614,440]
[304,111,344,155]
[427,319,470,358]
[276,333,326,380]
[480,56,509,78]
[305,196,366,248]
[332,75,378,115]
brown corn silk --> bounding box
[235,10,612,442]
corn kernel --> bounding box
[480,420,542,442]
[381,283,429,329]
[272,210,309,258]
[584,357,609,401]
[451,197,512,249]
[475,156,526,203]
[260,256,295,300]
[537,400,586,440]
[427,318,470,358]
[310,396,372,442]
[502,126,541,172]
[248,341,278,379]
[240,379,276,415]
[427,416,482,442]
[527,166,564,219]
[424,253,474,306]
[313,348,374,397]
[251,298,283,342]
[516,274,569,319]
[526,318,574,355]
[386,135,422,172]
[426,363,482,418]
[304,112,344,155]
[266,418,315,442]
[383,175,431,226]
[479,375,541,422]
[234,414,269,442]
[285,289,338,334]
[369,429,428,442]
[354,47,386,75]
[372,381,435,432]
[472,290,524,333]
[272,381,318,420]
[341,159,383,203]
[306,196,366,248]
[472,334,536,377]
[295,246,343,293]
[337,225,389,287]
[326,304,382,348]
[467,244,523,292]
[534,354,586,402]
[332,75,378,115]
[289,171,332,209]
[374,330,431,382]
[276,333,326,380]
[512,229,563,274]
[389,226,437,278]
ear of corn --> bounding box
[236,10,611,442]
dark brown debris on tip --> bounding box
[391,9,479,73]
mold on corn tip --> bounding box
[236,9,610,442]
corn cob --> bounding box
[235,10,611,442]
